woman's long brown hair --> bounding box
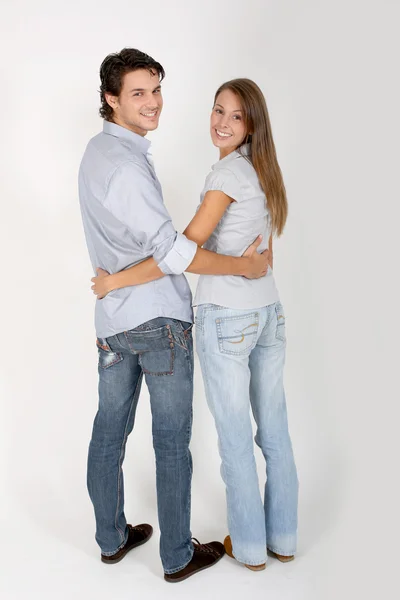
[214,79,288,236]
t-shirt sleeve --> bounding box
[202,167,242,202]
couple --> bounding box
[79,47,298,583]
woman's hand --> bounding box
[91,268,112,299]
[242,236,270,278]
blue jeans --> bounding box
[87,317,194,574]
[196,303,298,566]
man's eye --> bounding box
[134,92,143,97]
[153,89,161,94]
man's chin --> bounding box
[143,120,160,131]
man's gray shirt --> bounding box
[79,121,197,338]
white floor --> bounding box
[0,498,371,600]
[0,520,313,600]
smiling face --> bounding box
[210,88,247,157]
[105,68,163,136]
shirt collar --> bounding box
[103,120,151,155]
[212,143,251,169]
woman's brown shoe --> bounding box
[223,536,266,571]
[268,549,295,563]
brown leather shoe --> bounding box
[268,549,295,563]
[164,538,225,583]
[224,535,266,571]
[101,523,153,564]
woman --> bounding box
[92,79,298,570]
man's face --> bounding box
[106,69,163,136]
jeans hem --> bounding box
[163,548,194,575]
[267,545,296,557]
[234,554,267,566]
[101,531,129,557]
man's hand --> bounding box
[242,236,270,279]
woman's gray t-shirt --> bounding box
[194,145,279,309]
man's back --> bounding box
[79,121,194,338]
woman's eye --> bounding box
[233,115,241,120]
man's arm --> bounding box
[93,181,268,297]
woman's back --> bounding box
[194,145,279,309]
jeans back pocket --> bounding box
[216,312,259,355]
[124,325,175,376]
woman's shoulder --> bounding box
[204,163,240,187]
[201,162,242,202]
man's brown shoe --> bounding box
[268,549,295,563]
[164,538,225,583]
[224,535,266,571]
[101,523,153,564]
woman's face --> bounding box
[210,89,247,155]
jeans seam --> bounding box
[114,370,143,543]
[101,531,129,556]
[164,548,194,575]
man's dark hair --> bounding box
[99,48,165,121]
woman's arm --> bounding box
[91,191,268,298]
[91,259,163,298]
[182,190,232,245]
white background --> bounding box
[0,1,399,598]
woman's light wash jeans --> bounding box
[196,302,298,566]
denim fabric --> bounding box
[87,317,194,574]
[195,303,298,565]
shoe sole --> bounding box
[268,550,295,563]
[101,530,153,564]
[164,552,225,583]
[245,563,266,571]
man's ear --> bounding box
[105,92,119,110]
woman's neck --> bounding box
[219,146,237,160]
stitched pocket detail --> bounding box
[275,302,286,342]
[216,312,259,355]
[124,325,175,376]
[96,338,124,369]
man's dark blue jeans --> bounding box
[87,317,194,574]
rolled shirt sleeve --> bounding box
[158,231,197,275]
[103,160,197,275]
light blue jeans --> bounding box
[196,302,298,566]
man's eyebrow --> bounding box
[129,85,162,93]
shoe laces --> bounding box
[128,524,145,534]
[191,537,219,556]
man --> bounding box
[78,48,269,582]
